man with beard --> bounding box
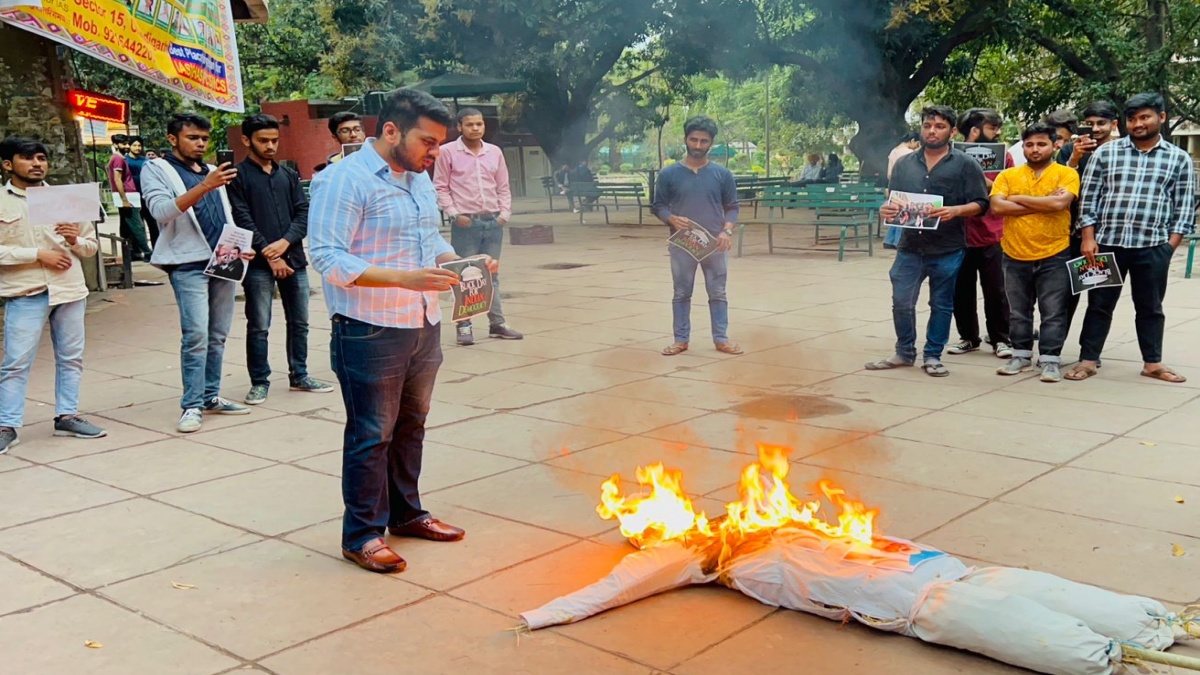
[227,113,334,406]
[947,108,1013,360]
[866,106,989,377]
[141,113,255,433]
[0,137,106,454]
[652,115,741,357]
[125,137,159,247]
[107,133,153,261]
[309,88,499,574]
[1067,93,1196,383]
[989,123,1079,383]
[1063,101,1121,329]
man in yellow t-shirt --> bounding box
[989,123,1080,383]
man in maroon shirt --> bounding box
[106,134,153,261]
[947,109,1013,359]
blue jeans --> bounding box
[889,248,965,362]
[331,315,442,551]
[1003,250,1071,363]
[244,267,310,386]
[449,215,505,326]
[168,268,237,410]
[0,293,86,427]
[669,244,729,343]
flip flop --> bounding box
[661,342,689,356]
[1064,363,1098,381]
[864,358,913,370]
[715,342,744,355]
[1141,367,1187,383]
[922,361,950,377]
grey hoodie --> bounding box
[141,157,234,266]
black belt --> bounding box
[466,212,501,218]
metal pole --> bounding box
[764,69,771,177]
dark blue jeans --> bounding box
[889,248,965,362]
[1002,249,1071,363]
[1079,242,1173,364]
[331,315,442,551]
[449,215,505,326]
[244,267,310,386]
[669,244,729,343]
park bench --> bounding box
[566,181,649,224]
[1185,231,1200,279]
[734,176,790,216]
[739,185,883,261]
[541,175,567,212]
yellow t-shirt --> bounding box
[992,163,1080,261]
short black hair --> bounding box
[0,136,49,162]
[900,131,919,143]
[920,105,957,128]
[167,112,212,137]
[375,88,452,137]
[957,108,1002,137]
[328,111,362,137]
[129,136,144,145]
[242,113,280,138]
[1123,92,1165,118]
[1081,100,1119,121]
[1021,123,1059,142]
[313,162,328,173]
[684,116,719,139]
[110,134,129,144]
[1043,109,1078,132]
[456,107,484,124]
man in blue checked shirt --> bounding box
[309,88,499,574]
[1067,93,1197,384]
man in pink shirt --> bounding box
[433,108,522,345]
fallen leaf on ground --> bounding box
[1172,543,1186,557]
[1140,441,1157,447]
[1176,496,1186,504]
[84,640,103,649]
[171,582,196,590]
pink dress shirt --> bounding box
[433,137,512,221]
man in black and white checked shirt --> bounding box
[1067,93,1196,383]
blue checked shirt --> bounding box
[308,142,455,328]
[1078,136,1196,248]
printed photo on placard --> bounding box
[342,143,364,157]
[203,224,255,283]
[954,142,1008,173]
[439,255,494,322]
[885,191,943,230]
[1066,253,1124,295]
[668,220,721,261]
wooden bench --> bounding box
[541,176,568,212]
[735,177,790,217]
[739,185,883,261]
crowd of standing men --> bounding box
[0,85,1195,576]
[870,93,1196,383]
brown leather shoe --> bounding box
[342,537,407,573]
[388,517,465,542]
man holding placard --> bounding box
[867,106,989,378]
[1068,93,1197,383]
[0,137,106,453]
[310,88,499,574]
[652,116,741,357]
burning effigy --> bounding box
[520,443,1200,675]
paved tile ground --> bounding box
[2,197,1198,673]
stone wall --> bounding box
[0,25,102,289]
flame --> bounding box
[597,443,878,550]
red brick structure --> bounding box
[225,100,378,180]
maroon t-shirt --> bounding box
[965,150,1015,248]
[106,153,137,195]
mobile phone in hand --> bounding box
[1076,125,1094,136]
[217,150,234,166]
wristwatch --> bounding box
[722,226,734,235]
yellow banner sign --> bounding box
[1,0,244,112]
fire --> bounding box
[597,443,878,550]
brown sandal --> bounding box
[715,342,744,355]
[1064,363,1098,381]
[661,342,689,356]
[1141,367,1187,383]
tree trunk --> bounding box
[846,89,909,185]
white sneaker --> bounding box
[177,408,203,433]
[946,339,979,355]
